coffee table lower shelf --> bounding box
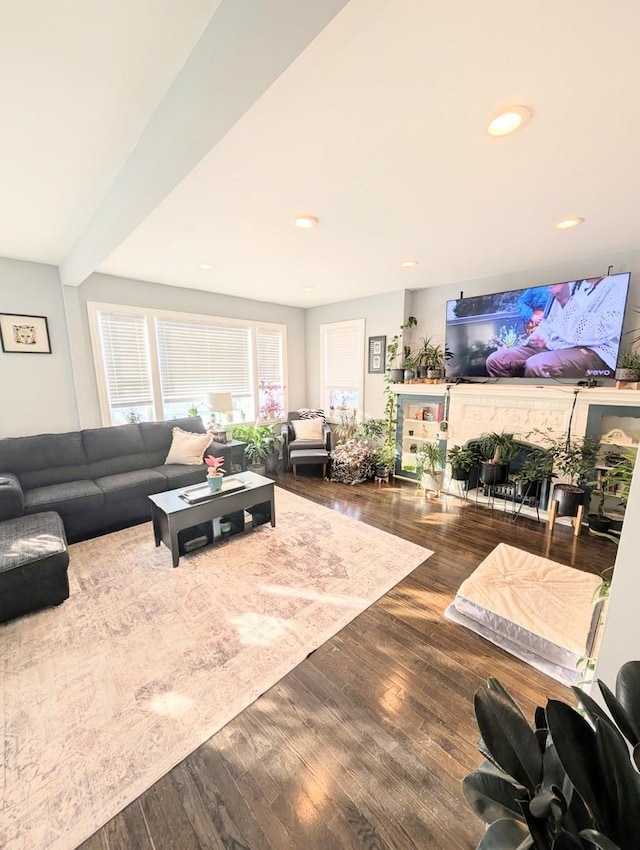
[148,472,275,567]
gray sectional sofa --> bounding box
[0,417,215,542]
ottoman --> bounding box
[0,511,70,623]
[289,448,330,478]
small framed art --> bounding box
[367,335,386,374]
[0,313,52,354]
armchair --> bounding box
[281,411,332,472]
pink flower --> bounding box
[205,455,225,474]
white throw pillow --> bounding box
[165,428,212,465]
[292,419,324,441]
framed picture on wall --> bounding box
[367,335,386,373]
[0,313,51,353]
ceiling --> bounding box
[4,0,640,307]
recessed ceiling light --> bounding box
[303,286,315,292]
[292,215,318,229]
[400,260,418,268]
[487,106,532,137]
[199,263,214,270]
[555,216,585,230]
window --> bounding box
[89,303,287,426]
[320,319,365,420]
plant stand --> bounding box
[615,380,639,390]
[547,499,584,537]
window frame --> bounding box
[88,301,288,426]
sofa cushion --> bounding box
[95,469,166,504]
[140,417,207,467]
[83,424,150,478]
[24,480,104,514]
[291,419,325,441]
[165,427,212,465]
[0,432,90,490]
[154,464,208,490]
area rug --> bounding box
[444,543,603,686]
[0,487,432,850]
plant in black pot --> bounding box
[463,659,640,849]
[447,444,479,482]
[478,432,519,487]
[587,472,613,534]
[231,423,282,475]
[373,440,397,480]
[511,447,554,504]
[549,433,599,518]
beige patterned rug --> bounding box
[1,487,432,850]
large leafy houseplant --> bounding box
[231,423,282,466]
[464,660,640,849]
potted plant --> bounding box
[402,345,416,382]
[587,475,613,534]
[415,442,446,492]
[413,336,435,378]
[373,440,397,480]
[447,444,478,482]
[615,348,640,382]
[187,403,201,417]
[478,431,519,487]
[548,433,600,518]
[386,316,417,383]
[204,455,226,492]
[423,341,452,380]
[231,423,282,475]
[463,660,640,849]
[511,447,554,504]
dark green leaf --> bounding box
[462,770,526,824]
[634,742,640,771]
[614,660,640,743]
[572,686,626,748]
[579,829,621,850]
[551,834,584,849]
[475,685,543,792]
[477,818,531,850]
[546,700,603,824]
[598,678,639,747]
[521,799,555,850]
[528,786,565,820]
[593,718,640,846]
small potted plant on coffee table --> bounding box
[204,455,226,492]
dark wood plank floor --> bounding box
[78,474,614,850]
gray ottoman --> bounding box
[0,511,70,623]
[289,448,330,478]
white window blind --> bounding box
[156,319,252,402]
[256,327,284,384]
[320,319,365,417]
[97,311,153,408]
[324,323,363,388]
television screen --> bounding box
[445,272,631,380]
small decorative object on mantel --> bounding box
[0,313,51,353]
[614,348,640,389]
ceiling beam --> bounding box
[60,0,350,287]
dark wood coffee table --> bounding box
[148,471,275,567]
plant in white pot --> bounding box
[415,442,446,493]
[204,455,226,492]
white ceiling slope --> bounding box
[0,0,218,264]
[4,1,640,308]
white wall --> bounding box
[64,272,307,429]
[411,247,640,359]
[306,289,409,418]
[0,258,78,437]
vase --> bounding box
[207,474,223,493]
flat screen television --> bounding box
[445,272,631,380]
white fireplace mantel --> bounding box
[392,382,640,447]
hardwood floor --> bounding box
[78,474,614,850]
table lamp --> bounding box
[207,392,233,427]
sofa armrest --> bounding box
[323,423,333,452]
[0,473,25,522]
